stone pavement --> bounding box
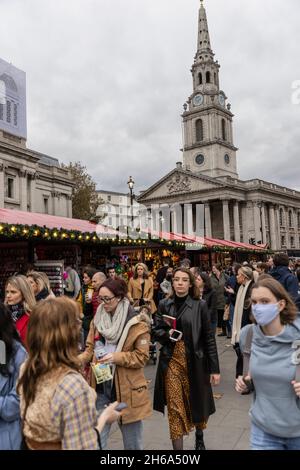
[107,336,252,450]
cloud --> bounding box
[1,0,300,194]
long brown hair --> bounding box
[172,268,200,299]
[251,277,297,325]
[17,297,81,411]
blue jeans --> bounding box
[96,391,143,450]
[251,422,300,450]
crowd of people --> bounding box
[0,252,300,450]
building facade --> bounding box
[138,1,300,254]
[0,59,73,217]
[97,190,139,230]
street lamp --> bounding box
[127,176,135,225]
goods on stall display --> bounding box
[35,260,64,297]
[0,243,29,300]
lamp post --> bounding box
[127,176,135,226]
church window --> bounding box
[291,236,295,248]
[198,73,203,85]
[206,71,211,83]
[221,119,226,140]
[279,208,284,226]
[6,177,14,199]
[289,210,293,228]
[6,100,11,123]
[214,72,217,84]
[195,119,204,142]
[281,235,286,247]
[13,103,18,126]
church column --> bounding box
[204,203,212,238]
[274,205,281,249]
[0,163,5,207]
[222,199,230,240]
[261,203,267,244]
[294,210,299,249]
[253,202,261,244]
[269,205,277,250]
[184,203,194,236]
[51,191,60,216]
[233,201,240,242]
[19,170,27,211]
[242,203,249,244]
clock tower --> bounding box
[182,0,238,179]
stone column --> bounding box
[222,199,231,240]
[269,205,277,250]
[67,195,72,218]
[19,170,27,211]
[253,202,261,244]
[261,204,267,244]
[184,204,194,237]
[233,201,240,242]
[274,205,281,249]
[51,191,60,216]
[294,210,299,249]
[242,203,249,244]
[204,203,212,238]
[30,173,37,213]
[0,163,5,208]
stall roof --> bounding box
[0,208,119,235]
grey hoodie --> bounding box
[240,315,300,438]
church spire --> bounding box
[197,0,213,56]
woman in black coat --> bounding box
[152,268,220,451]
[194,270,218,334]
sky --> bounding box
[1,0,300,194]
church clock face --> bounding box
[193,93,204,107]
[195,154,205,165]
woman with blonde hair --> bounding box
[128,263,156,314]
[5,275,36,347]
[17,297,120,450]
[26,271,55,301]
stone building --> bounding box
[0,59,73,217]
[138,1,300,254]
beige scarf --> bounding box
[94,298,129,345]
[231,280,252,345]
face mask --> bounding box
[251,303,280,326]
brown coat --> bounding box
[127,278,156,314]
[78,311,152,425]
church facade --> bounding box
[138,1,300,254]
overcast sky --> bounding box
[1,0,300,194]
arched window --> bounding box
[206,71,211,83]
[198,72,203,85]
[221,119,226,141]
[289,210,293,228]
[196,119,204,142]
[279,208,284,226]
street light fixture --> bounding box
[127,176,135,225]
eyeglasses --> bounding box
[98,296,115,304]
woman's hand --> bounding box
[291,380,300,397]
[235,375,250,393]
[225,286,234,294]
[210,374,221,386]
[98,353,115,364]
[96,402,121,433]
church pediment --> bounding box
[138,169,225,202]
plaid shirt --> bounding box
[51,373,99,450]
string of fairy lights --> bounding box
[0,222,271,253]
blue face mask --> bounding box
[251,303,280,326]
